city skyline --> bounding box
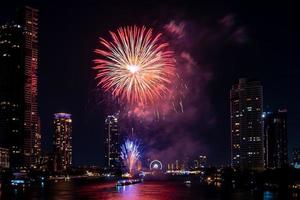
[0,1,299,167]
[1,1,300,199]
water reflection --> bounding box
[0,180,294,200]
[79,181,219,200]
[114,185,140,200]
[263,191,274,200]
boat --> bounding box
[184,180,192,185]
[10,179,30,188]
[116,178,142,186]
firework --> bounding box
[120,139,141,174]
[94,26,175,105]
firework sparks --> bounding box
[120,139,141,174]
[94,26,175,105]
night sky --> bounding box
[1,1,299,167]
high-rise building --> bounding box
[104,114,120,169]
[193,160,199,169]
[263,109,288,169]
[0,6,40,169]
[53,113,72,172]
[230,78,264,170]
[199,155,207,168]
[0,147,9,169]
[292,148,300,168]
[37,153,50,172]
[20,6,40,169]
[175,160,179,170]
[0,16,25,169]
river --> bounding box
[0,179,295,200]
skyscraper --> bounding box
[292,148,300,168]
[230,78,264,170]
[0,147,9,169]
[21,6,40,168]
[0,6,40,169]
[263,109,288,168]
[53,113,72,172]
[104,114,120,169]
[199,155,207,168]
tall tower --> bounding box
[263,109,288,168]
[53,113,72,172]
[0,6,40,169]
[104,114,120,169]
[21,6,40,168]
[230,78,264,170]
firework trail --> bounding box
[120,139,141,174]
[94,26,175,105]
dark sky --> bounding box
[1,1,299,167]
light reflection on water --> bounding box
[263,191,274,200]
[0,180,291,200]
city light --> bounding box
[0,2,297,199]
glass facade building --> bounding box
[230,78,264,170]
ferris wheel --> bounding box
[149,160,163,170]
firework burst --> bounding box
[120,139,141,174]
[94,26,175,105]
